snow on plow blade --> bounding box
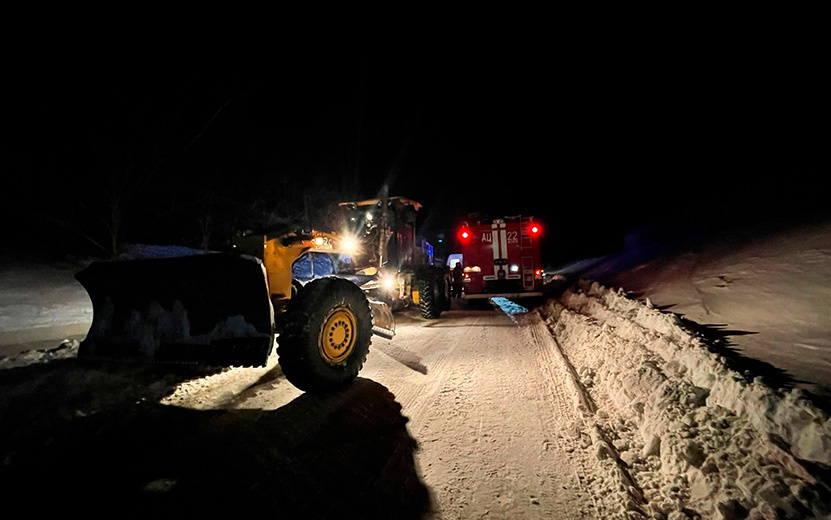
[367,297,395,339]
[75,254,274,367]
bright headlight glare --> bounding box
[510,264,519,273]
[381,275,397,290]
[340,233,359,253]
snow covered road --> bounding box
[2,290,828,519]
[364,305,593,519]
[161,303,596,518]
[3,220,831,518]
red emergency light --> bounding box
[529,223,541,236]
[458,225,472,243]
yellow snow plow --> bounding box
[75,230,394,392]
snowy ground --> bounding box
[0,253,92,356]
[581,218,831,403]
[1,220,830,518]
[535,281,830,519]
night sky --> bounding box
[1,21,823,267]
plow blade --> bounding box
[75,254,274,367]
[367,297,395,339]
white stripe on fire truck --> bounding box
[491,223,500,263]
[500,228,508,259]
[490,222,508,277]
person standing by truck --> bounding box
[452,261,464,298]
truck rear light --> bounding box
[458,215,543,298]
[458,225,472,243]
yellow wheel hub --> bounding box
[319,307,356,364]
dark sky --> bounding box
[2,22,824,266]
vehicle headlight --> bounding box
[380,273,397,290]
[339,233,360,254]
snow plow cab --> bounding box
[75,231,394,392]
[338,193,452,319]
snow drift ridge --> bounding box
[538,279,830,519]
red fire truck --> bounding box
[455,215,544,299]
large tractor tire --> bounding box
[418,274,443,319]
[277,277,372,392]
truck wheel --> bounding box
[418,275,443,319]
[277,277,372,392]
[441,275,451,311]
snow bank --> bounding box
[539,280,831,519]
[0,339,80,369]
[119,243,207,260]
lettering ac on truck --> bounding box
[455,215,544,299]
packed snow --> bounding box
[536,281,830,518]
[1,219,830,519]
[583,218,831,403]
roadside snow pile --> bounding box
[119,243,207,260]
[0,339,79,369]
[539,279,831,520]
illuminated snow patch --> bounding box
[491,297,528,323]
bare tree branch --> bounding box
[184,98,232,153]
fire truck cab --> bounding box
[455,215,544,299]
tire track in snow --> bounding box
[525,313,602,516]
[388,318,472,421]
[399,308,591,519]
